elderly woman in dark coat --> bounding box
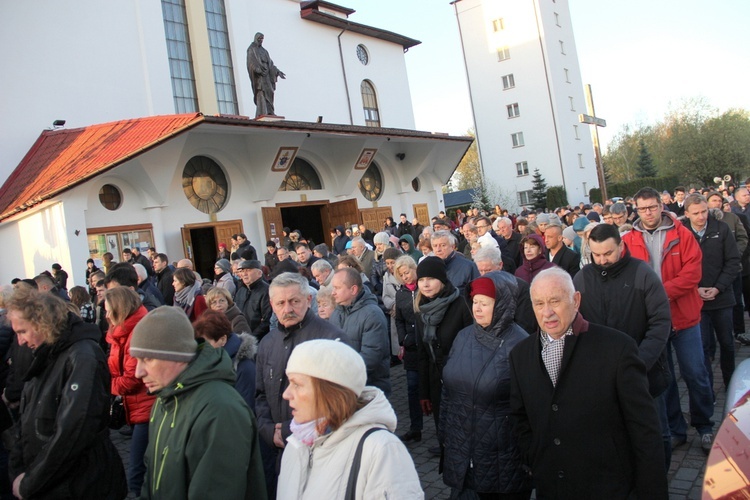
[439,272,532,499]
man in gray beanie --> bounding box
[131,307,267,499]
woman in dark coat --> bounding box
[440,272,532,499]
[393,255,422,442]
[6,288,126,499]
[415,256,473,453]
[515,233,555,284]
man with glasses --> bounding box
[610,202,629,228]
[622,187,714,455]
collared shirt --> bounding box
[540,326,574,386]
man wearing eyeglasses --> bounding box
[622,187,714,455]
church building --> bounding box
[0,0,471,284]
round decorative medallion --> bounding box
[358,163,383,201]
[356,44,369,65]
[182,156,228,214]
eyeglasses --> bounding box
[476,224,489,229]
[636,204,660,214]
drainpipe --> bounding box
[338,29,354,125]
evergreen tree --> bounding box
[531,169,548,210]
[636,139,657,178]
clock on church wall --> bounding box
[182,155,228,214]
[356,44,369,65]
[358,163,383,201]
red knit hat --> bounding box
[470,277,496,299]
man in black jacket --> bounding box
[683,193,741,395]
[510,268,667,499]
[544,224,579,278]
[573,223,672,468]
[233,260,272,339]
[153,253,175,306]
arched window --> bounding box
[279,158,323,191]
[360,80,381,127]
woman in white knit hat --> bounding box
[277,339,423,499]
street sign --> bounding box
[579,114,606,128]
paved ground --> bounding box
[112,336,750,499]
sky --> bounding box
[344,0,750,152]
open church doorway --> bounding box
[261,199,360,249]
[180,219,243,279]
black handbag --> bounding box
[109,396,126,430]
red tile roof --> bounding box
[0,113,203,222]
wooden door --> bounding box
[214,220,244,249]
[261,207,284,245]
[327,199,360,231]
[413,203,429,225]
[376,207,393,227]
[359,208,381,233]
[180,227,193,263]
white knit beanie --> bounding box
[286,339,367,397]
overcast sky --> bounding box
[345,0,750,151]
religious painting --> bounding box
[271,147,298,172]
[355,148,377,170]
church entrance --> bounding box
[261,199,361,249]
[180,219,243,279]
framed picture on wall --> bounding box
[271,147,298,172]
[355,148,377,170]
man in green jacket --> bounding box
[130,307,267,499]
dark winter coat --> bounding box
[397,221,413,238]
[394,284,419,371]
[255,310,347,446]
[444,251,480,295]
[9,313,126,499]
[264,251,280,273]
[515,234,555,284]
[504,231,523,269]
[155,266,175,306]
[330,287,391,396]
[573,251,672,397]
[107,306,156,424]
[398,234,423,263]
[550,244,580,279]
[440,272,531,494]
[234,278,272,339]
[225,303,252,334]
[510,275,537,336]
[683,214,741,311]
[224,332,258,411]
[333,226,350,256]
[416,281,473,403]
[139,278,165,305]
[509,315,667,499]
[233,240,257,261]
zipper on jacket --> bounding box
[152,403,169,490]
[156,446,169,491]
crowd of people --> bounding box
[0,181,748,498]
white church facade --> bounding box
[453,0,599,210]
[0,0,470,285]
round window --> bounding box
[98,184,122,211]
[356,44,369,65]
[358,163,383,201]
[182,156,228,214]
[412,178,421,192]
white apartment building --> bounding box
[453,0,599,210]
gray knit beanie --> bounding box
[130,307,197,362]
[215,259,231,274]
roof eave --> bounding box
[300,9,420,50]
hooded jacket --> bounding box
[330,287,391,396]
[107,305,156,424]
[333,225,350,256]
[277,388,423,500]
[224,332,258,410]
[140,344,267,499]
[440,272,531,494]
[623,211,703,330]
[398,234,423,263]
[10,313,126,499]
[514,233,555,284]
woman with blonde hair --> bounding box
[315,286,336,320]
[206,286,251,333]
[6,288,126,498]
[104,286,153,495]
[278,339,423,499]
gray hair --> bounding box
[311,259,333,274]
[530,267,576,301]
[431,230,457,248]
[351,236,365,248]
[133,263,148,282]
[269,272,311,300]
[373,231,391,245]
[473,246,503,267]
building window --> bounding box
[412,178,421,192]
[516,161,529,176]
[564,68,570,82]
[161,0,199,113]
[511,132,525,148]
[502,74,515,90]
[518,190,532,206]
[279,158,323,191]
[569,96,575,111]
[573,125,580,140]
[559,40,565,54]
[361,80,381,127]
[507,103,520,118]
[578,153,584,168]
[554,12,560,26]
[205,0,239,115]
[497,46,511,61]
[99,184,122,211]
[583,182,589,197]
[358,163,383,201]
[356,44,369,65]
[493,18,505,31]
[182,155,229,214]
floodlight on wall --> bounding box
[52,120,66,128]
[396,153,406,161]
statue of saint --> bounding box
[246,32,285,117]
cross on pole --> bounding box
[579,84,607,201]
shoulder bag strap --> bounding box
[344,427,385,500]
